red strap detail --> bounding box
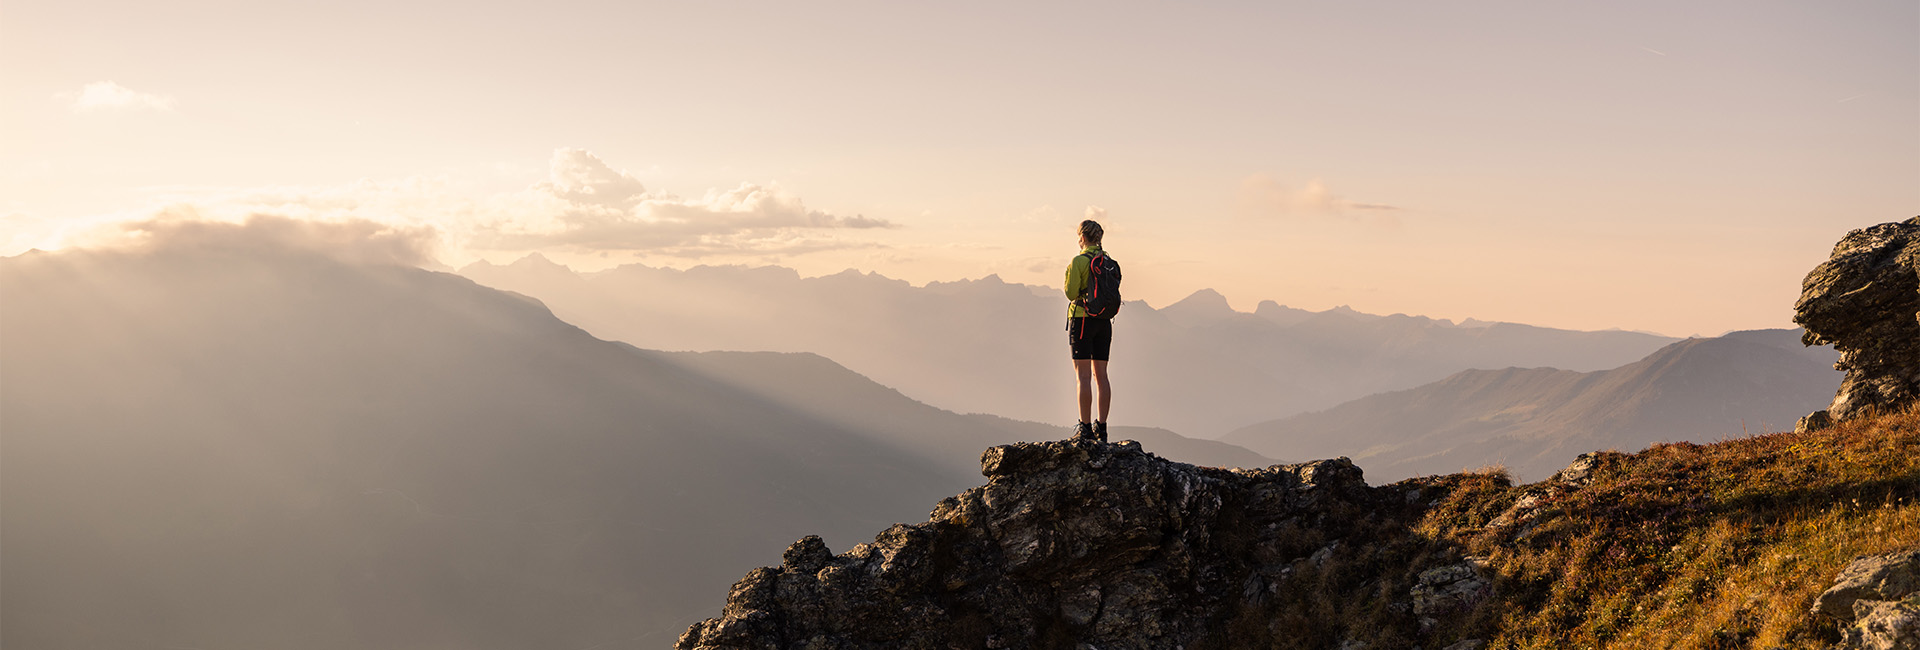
[1087,255,1101,310]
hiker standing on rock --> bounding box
[1066,219,1122,443]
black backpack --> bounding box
[1078,252,1123,318]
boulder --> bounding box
[1814,549,1920,649]
[1794,217,1920,422]
[1799,410,1836,434]
[1548,452,1602,487]
[1815,549,1920,622]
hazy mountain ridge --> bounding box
[633,349,1279,476]
[0,225,1272,648]
[461,256,1679,435]
[1224,328,1844,482]
[5,219,1905,649]
[3,242,967,647]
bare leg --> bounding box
[1074,359,1094,423]
[1093,360,1111,423]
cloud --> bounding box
[533,148,648,209]
[87,148,902,263]
[64,81,176,112]
[476,149,898,257]
[118,211,439,267]
[1084,206,1107,223]
[1238,175,1401,226]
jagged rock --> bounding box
[1794,216,1920,422]
[1548,452,1601,486]
[784,536,833,574]
[678,439,1462,650]
[1484,492,1542,531]
[1487,453,1614,534]
[1817,549,1920,622]
[1411,557,1492,632]
[1844,597,1920,650]
[1441,640,1489,650]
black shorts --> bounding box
[1068,317,1113,361]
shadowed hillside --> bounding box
[1223,329,1843,482]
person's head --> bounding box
[1079,220,1104,247]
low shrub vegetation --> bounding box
[1413,408,1920,649]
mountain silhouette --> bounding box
[1222,329,1842,481]
[634,349,1277,476]
[1157,288,1240,328]
[462,257,1677,435]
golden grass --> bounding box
[1414,409,1920,649]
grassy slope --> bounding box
[1413,408,1920,649]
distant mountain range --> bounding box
[5,225,1845,647]
[651,349,1276,474]
[0,228,1270,649]
[1222,329,1843,482]
[462,256,1679,435]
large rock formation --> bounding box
[677,439,1491,650]
[1796,217,1920,425]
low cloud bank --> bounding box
[117,211,440,267]
[33,148,897,264]
[482,148,894,255]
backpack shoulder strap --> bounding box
[1076,252,1101,274]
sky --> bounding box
[3,0,1915,337]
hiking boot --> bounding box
[1072,422,1095,441]
[1093,420,1108,443]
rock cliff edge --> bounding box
[678,438,1493,650]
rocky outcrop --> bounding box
[1484,452,1611,538]
[1816,549,1920,649]
[1795,217,1920,424]
[1409,557,1492,633]
[1817,549,1920,622]
[677,439,1488,650]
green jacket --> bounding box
[1064,244,1104,318]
